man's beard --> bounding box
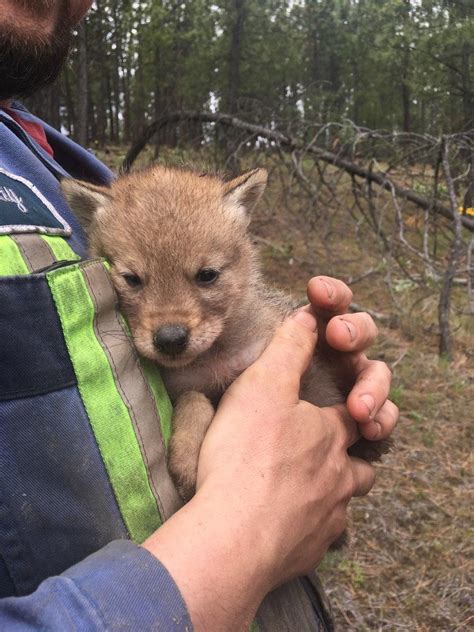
[0,2,73,101]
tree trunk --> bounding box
[401,0,411,133]
[461,42,473,129]
[62,65,75,136]
[47,82,61,130]
[106,73,116,143]
[94,0,108,146]
[77,21,89,146]
[438,138,463,359]
[401,77,411,133]
[226,0,246,114]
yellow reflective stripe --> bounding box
[0,235,30,275]
[0,234,80,277]
[40,234,81,262]
[47,260,163,542]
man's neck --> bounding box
[0,100,13,108]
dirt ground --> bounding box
[99,146,473,631]
[251,180,473,631]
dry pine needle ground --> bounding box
[99,146,473,630]
[252,174,473,631]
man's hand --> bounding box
[144,309,376,631]
[307,276,399,441]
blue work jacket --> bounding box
[0,104,192,630]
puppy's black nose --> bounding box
[153,324,189,356]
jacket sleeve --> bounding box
[0,540,193,631]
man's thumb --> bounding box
[291,307,318,332]
[257,307,318,386]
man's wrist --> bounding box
[142,484,272,631]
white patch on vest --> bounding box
[0,186,27,213]
[0,167,71,235]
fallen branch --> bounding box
[122,110,474,232]
[348,302,393,324]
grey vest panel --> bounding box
[257,571,335,631]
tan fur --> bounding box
[62,165,390,516]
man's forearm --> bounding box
[143,490,270,632]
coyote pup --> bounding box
[62,166,389,504]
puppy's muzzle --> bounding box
[153,324,189,356]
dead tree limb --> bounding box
[438,138,464,360]
[122,110,474,233]
[348,302,393,324]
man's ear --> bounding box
[60,178,112,231]
[222,168,268,223]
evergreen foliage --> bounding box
[27,0,474,144]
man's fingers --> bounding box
[350,457,376,497]
[347,357,392,424]
[325,312,379,353]
[307,276,353,318]
[358,399,399,440]
[253,308,317,391]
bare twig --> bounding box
[349,302,392,324]
[122,110,474,232]
[345,266,381,285]
[390,348,409,370]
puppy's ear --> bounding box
[60,178,112,231]
[223,168,267,224]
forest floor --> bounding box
[99,146,473,631]
[252,205,473,632]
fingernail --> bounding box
[320,279,334,298]
[359,394,375,418]
[339,318,356,341]
[366,421,382,440]
[291,309,317,331]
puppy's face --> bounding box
[105,216,253,368]
[62,166,267,367]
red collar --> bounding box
[3,107,54,157]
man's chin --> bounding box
[0,3,72,101]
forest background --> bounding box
[29,0,473,144]
[29,1,473,629]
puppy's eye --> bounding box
[121,272,142,288]
[196,268,220,285]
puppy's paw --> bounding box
[348,437,393,463]
[168,391,215,502]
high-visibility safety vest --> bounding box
[0,105,334,631]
